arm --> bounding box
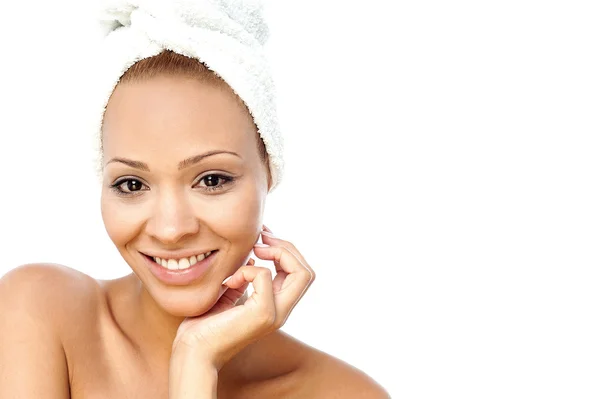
[0,265,71,398]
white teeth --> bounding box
[152,251,213,270]
[152,252,215,270]
[178,258,191,270]
[167,259,178,270]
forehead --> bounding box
[102,75,256,159]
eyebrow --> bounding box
[177,151,241,170]
[106,150,241,171]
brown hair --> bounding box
[114,50,268,163]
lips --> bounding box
[142,250,218,286]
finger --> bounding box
[253,244,313,283]
[252,245,315,322]
[258,234,315,284]
[220,257,255,295]
[260,231,309,267]
[218,284,248,307]
[224,265,275,309]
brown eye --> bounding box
[203,175,220,187]
[111,178,148,195]
[126,180,143,191]
[195,174,234,191]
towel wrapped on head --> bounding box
[95,0,284,189]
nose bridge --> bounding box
[147,186,198,243]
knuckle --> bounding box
[257,267,272,279]
[308,268,316,283]
[302,266,315,283]
[238,265,252,274]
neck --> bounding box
[124,274,185,365]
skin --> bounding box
[0,74,389,398]
[100,74,270,358]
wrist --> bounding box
[169,347,218,399]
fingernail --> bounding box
[262,225,273,233]
[261,231,275,238]
[254,243,270,248]
[222,275,233,285]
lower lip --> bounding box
[144,252,217,286]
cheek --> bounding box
[201,184,265,245]
[101,190,145,248]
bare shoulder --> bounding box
[298,347,390,398]
[288,333,390,398]
[222,331,390,398]
[0,263,103,335]
[0,263,102,398]
[0,262,101,308]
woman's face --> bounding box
[101,74,270,317]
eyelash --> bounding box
[109,174,235,196]
[109,178,148,196]
[194,174,235,192]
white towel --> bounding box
[95,0,284,189]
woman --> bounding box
[0,0,389,398]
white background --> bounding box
[1,0,599,397]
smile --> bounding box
[146,251,216,270]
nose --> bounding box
[145,190,200,245]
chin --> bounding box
[153,280,224,318]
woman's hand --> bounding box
[171,226,316,371]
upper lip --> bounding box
[140,250,217,260]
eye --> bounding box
[202,175,221,187]
[195,174,234,191]
[110,178,148,195]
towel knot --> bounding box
[99,0,269,47]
